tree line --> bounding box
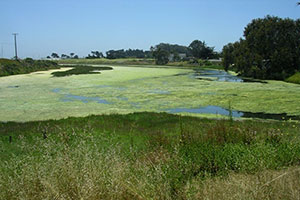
[47,40,219,65]
[47,53,78,59]
[151,40,220,65]
[222,15,300,80]
[48,49,152,60]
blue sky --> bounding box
[1,0,300,59]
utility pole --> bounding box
[12,33,18,60]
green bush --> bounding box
[0,58,59,77]
[286,72,300,84]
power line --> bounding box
[12,33,18,60]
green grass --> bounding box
[58,58,224,70]
[0,112,300,199]
[51,65,113,77]
[1,65,300,122]
[286,72,300,84]
[58,58,155,65]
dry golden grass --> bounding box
[186,167,300,200]
[2,143,300,200]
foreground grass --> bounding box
[1,112,300,199]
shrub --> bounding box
[286,72,300,84]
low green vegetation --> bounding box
[1,65,300,122]
[0,58,59,77]
[166,61,223,70]
[58,57,222,69]
[51,65,113,77]
[0,112,299,199]
[58,58,155,65]
[286,72,300,84]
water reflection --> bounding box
[62,94,111,104]
[52,88,111,104]
[167,105,300,121]
[192,69,267,83]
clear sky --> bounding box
[1,0,300,59]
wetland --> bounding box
[0,65,299,122]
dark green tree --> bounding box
[243,16,300,79]
[188,40,214,59]
[92,51,103,58]
[151,47,170,65]
[223,16,300,80]
[154,43,191,56]
[51,53,59,59]
[61,54,68,59]
[173,52,181,62]
[86,51,104,59]
[222,43,235,71]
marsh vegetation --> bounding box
[51,65,113,77]
[0,58,59,77]
[1,61,300,199]
[1,64,300,122]
[1,112,300,199]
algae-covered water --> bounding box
[0,65,300,122]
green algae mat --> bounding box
[0,65,300,122]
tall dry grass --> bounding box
[1,113,300,199]
[1,136,300,200]
[186,167,300,200]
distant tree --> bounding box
[188,40,214,59]
[92,51,103,58]
[173,52,181,62]
[154,43,191,56]
[70,53,75,58]
[144,50,153,58]
[46,56,51,59]
[51,53,59,59]
[86,51,104,59]
[73,55,79,59]
[106,49,126,59]
[89,49,151,59]
[151,47,170,65]
[61,54,68,59]
[222,43,235,71]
